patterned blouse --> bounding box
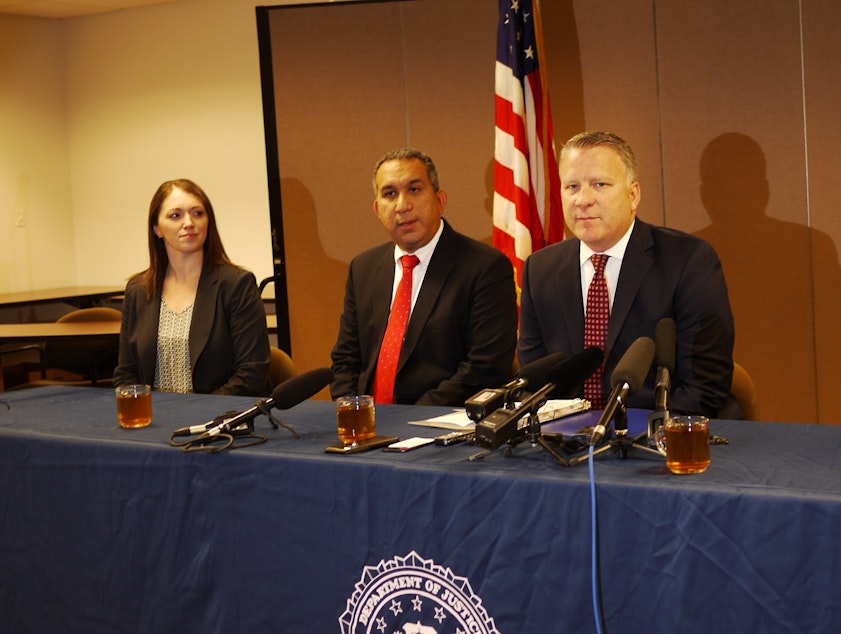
[154,299,194,393]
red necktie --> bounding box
[584,254,609,409]
[373,255,420,404]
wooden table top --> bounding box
[0,321,121,343]
[0,286,124,308]
[1,314,276,343]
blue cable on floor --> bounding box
[589,445,605,634]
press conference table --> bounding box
[1,387,840,633]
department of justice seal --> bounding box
[339,551,499,634]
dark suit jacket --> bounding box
[114,264,271,396]
[330,220,518,406]
[518,219,735,417]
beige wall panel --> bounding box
[803,0,841,423]
[656,1,815,422]
[0,17,76,293]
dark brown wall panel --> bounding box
[803,0,841,423]
[656,1,817,422]
[548,0,664,225]
[271,2,405,393]
[401,2,497,243]
[270,0,497,392]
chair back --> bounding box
[258,274,284,295]
[45,307,122,383]
[731,362,759,421]
[268,346,296,388]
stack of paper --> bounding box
[408,399,590,430]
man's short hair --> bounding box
[561,131,639,185]
[372,148,440,194]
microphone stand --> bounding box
[568,404,662,466]
[647,367,670,449]
[528,414,572,466]
[468,383,572,466]
[169,401,297,454]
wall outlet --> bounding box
[15,207,25,228]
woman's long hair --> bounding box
[138,179,233,298]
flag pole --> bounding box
[532,0,556,245]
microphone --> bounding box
[173,418,226,437]
[270,367,333,409]
[464,352,567,422]
[474,347,603,449]
[464,377,528,423]
[173,367,333,437]
[517,351,569,388]
[653,318,676,412]
[542,347,603,398]
[589,337,655,446]
[648,318,676,446]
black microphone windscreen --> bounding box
[610,337,655,393]
[654,317,676,372]
[271,367,333,409]
[516,351,568,388]
[546,346,604,396]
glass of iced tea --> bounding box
[656,415,710,474]
[115,384,153,428]
[336,395,376,445]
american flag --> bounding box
[493,0,563,295]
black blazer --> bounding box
[518,219,735,417]
[330,220,518,406]
[114,264,271,396]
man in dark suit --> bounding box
[518,132,735,417]
[331,148,518,407]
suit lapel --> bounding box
[368,246,397,367]
[189,268,218,371]
[607,220,654,349]
[398,222,455,367]
[137,292,162,384]
[556,240,586,350]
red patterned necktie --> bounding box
[584,254,609,409]
[373,255,420,404]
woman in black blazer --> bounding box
[114,179,270,396]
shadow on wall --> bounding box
[280,177,348,399]
[693,132,841,423]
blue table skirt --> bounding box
[1,386,840,633]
